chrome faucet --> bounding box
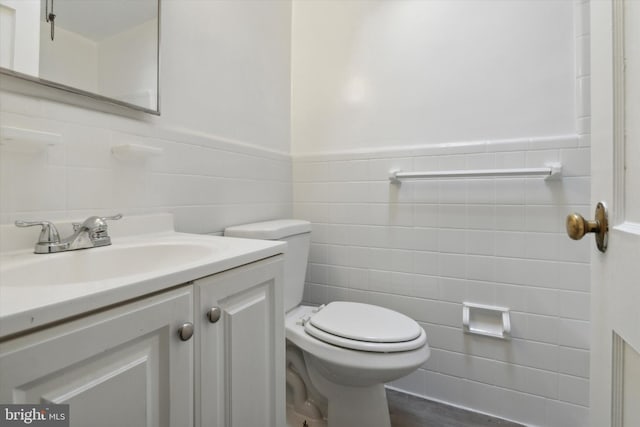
[15,214,122,254]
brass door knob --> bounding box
[566,213,599,240]
[566,202,608,253]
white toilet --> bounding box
[224,219,430,427]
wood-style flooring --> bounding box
[387,389,525,427]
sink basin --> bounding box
[0,242,221,287]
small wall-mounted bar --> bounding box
[111,143,164,160]
[0,126,62,150]
[389,163,562,183]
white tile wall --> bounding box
[293,136,590,427]
[0,92,292,233]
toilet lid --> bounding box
[305,302,424,352]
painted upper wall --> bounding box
[160,0,292,153]
[291,0,576,155]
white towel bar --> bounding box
[389,163,562,183]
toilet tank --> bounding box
[224,220,312,312]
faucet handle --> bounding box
[15,220,61,244]
[76,214,123,245]
[73,213,123,231]
[92,214,122,234]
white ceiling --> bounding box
[42,0,157,41]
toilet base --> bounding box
[286,404,327,427]
[306,357,391,427]
[326,383,391,427]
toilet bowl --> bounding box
[287,304,430,427]
[225,220,430,427]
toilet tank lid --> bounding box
[224,219,311,240]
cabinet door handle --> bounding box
[178,322,194,341]
[207,307,221,323]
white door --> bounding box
[589,1,640,426]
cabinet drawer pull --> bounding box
[207,307,221,323]
[178,322,194,341]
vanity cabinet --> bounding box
[195,255,285,427]
[0,286,194,427]
[0,254,285,427]
[0,255,285,427]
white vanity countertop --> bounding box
[0,214,286,339]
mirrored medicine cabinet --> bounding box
[0,0,160,114]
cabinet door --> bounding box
[195,256,284,427]
[0,286,194,427]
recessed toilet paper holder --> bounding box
[462,302,511,340]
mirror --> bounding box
[0,0,159,114]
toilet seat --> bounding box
[302,302,427,353]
